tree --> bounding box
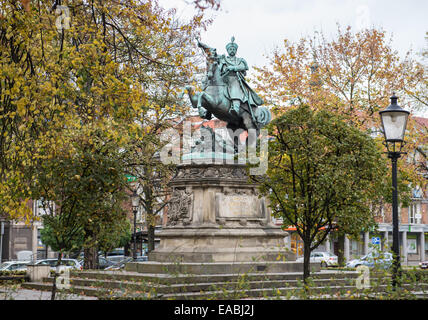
[0,0,212,222]
[254,25,426,264]
[253,105,387,281]
[39,213,84,300]
[254,26,425,162]
[405,31,428,113]
[98,218,132,258]
[32,120,134,299]
[125,137,175,254]
[0,0,217,283]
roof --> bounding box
[173,115,248,142]
[413,116,428,128]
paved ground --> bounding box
[0,286,98,300]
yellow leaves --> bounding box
[0,0,208,222]
[16,97,28,117]
[5,25,13,40]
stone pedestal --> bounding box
[150,163,294,263]
[26,265,51,282]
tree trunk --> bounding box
[145,185,155,254]
[303,240,311,283]
[124,242,130,256]
[84,247,98,270]
[337,233,345,267]
[148,224,155,253]
[50,252,63,300]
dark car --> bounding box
[104,256,148,271]
[105,249,125,256]
[78,256,115,270]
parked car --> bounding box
[35,259,82,270]
[105,257,133,271]
[0,261,31,271]
[106,255,127,263]
[105,248,125,257]
[104,256,148,271]
[78,256,115,270]
[296,251,338,267]
[346,252,393,269]
[419,260,428,269]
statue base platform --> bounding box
[150,162,294,263]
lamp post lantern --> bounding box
[379,93,410,288]
[131,189,140,261]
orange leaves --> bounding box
[254,25,426,201]
[20,0,30,12]
[255,26,423,127]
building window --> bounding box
[408,202,421,224]
[137,206,143,223]
[34,199,55,216]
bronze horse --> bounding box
[184,46,271,136]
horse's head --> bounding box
[205,50,224,85]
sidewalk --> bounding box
[0,287,97,300]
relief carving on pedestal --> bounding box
[174,166,248,182]
[166,188,192,226]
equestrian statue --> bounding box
[185,37,271,136]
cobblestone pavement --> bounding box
[0,287,98,300]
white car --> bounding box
[346,252,393,269]
[0,261,31,271]
[296,251,338,267]
[35,259,82,270]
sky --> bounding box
[158,0,428,116]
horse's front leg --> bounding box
[196,92,213,120]
[185,85,199,109]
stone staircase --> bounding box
[22,266,428,300]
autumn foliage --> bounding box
[0,0,211,222]
[254,26,427,200]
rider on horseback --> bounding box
[197,37,264,120]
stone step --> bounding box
[41,276,388,294]
[23,278,427,300]
[152,283,428,300]
[72,270,365,285]
[124,261,315,274]
[21,270,398,300]
[17,281,375,300]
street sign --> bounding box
[125,174,137,182]
[371,237,380,245]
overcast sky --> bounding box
[158,0,428,115]
[159,0,427,67]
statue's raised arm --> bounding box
[197,38,218,59]
[196,38,210,50]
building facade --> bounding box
[0,200,56,263]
